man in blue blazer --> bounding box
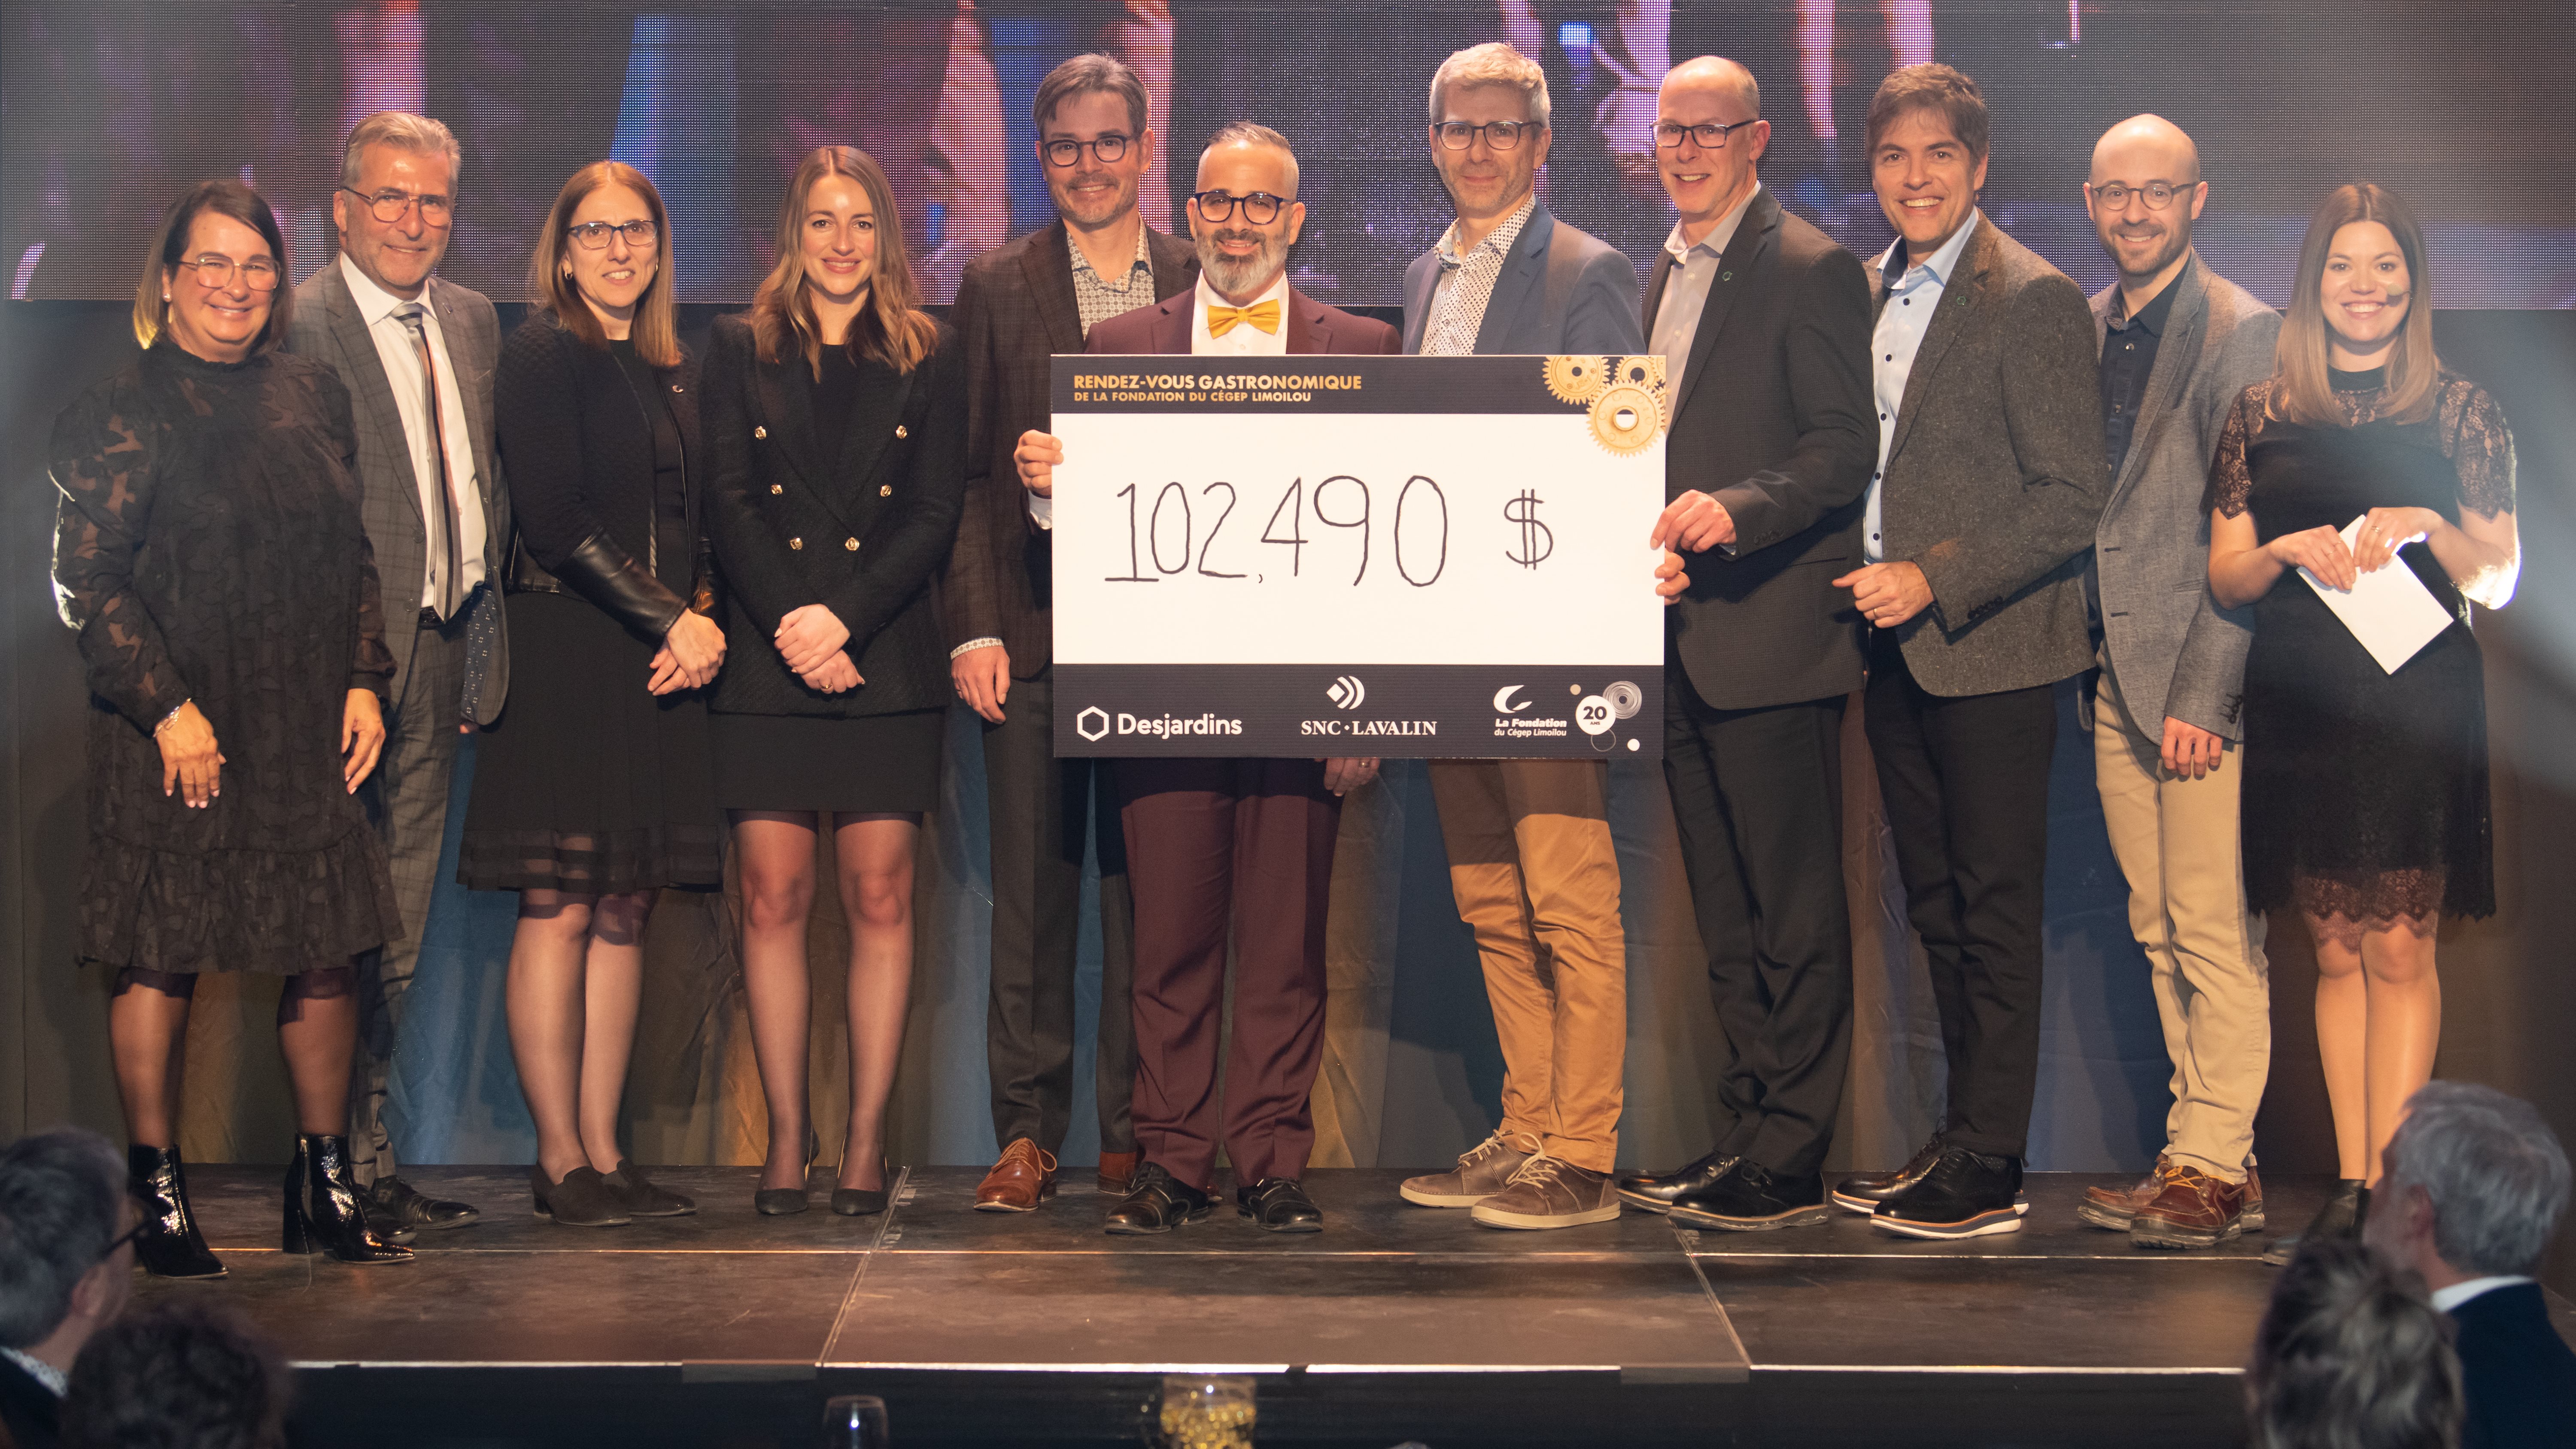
[2364,1082,2576,1449]
[1391,41,1647,1233]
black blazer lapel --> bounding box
[1672,192,1776,421]
[1471,207,1550,355]
[1885,218,1996,467]
[1023,222,1088,354]
[753,352,825,492]
[831,358,914,523]
[1643,248,1674,334]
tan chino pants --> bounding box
[1428,759,1626,1172]
[2092,665,2270,1182]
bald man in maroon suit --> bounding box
[1018,122,1398,1235]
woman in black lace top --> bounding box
[2207,185,2519,1258]
[49,182,412,1275]
[460,162,726,1230]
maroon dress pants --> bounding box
[1117,756,1341,1190]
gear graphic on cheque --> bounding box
[1589,383,1663,456]
[1542,355,1610,405]
[1612,354,1666,391]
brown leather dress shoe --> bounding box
[2242,1161,2266,1231]
[1096,1149,1142,1195]
[975,1139,1057,1213]
[2129,1164,2248,1249]
[2078,1151,2174,1232]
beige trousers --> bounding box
[1428,759,1626,1172]
[2092,666,2270,1182]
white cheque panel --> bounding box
[1049,353,1670,758]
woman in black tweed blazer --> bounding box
[460,162,725,1229]
[701,145,965,1219]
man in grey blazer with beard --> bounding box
[2071,115,2281,1252]
[285,112,508,1239]
[1828,66,2108,1240]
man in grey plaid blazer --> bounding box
[284,112,509,1238]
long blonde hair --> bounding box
[528,161,681,368]
[750,146,938,376]
[2270,182,2439,428]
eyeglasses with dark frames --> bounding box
[1188,190,1290,225]
[176,254,282,291]
[1043,134,1130,167]
[2087,180,2196,211]
[340,185,454,225]
[102,1215,149,1262]
[1433,120,1535,152]
[1652,118,1761,149]
[568,219,659,250]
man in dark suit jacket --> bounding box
[1017,125,1397,1237]
[1826,67,2108,1239]
[283,112,506,1237]
[2365,1082,2576,1449]
[1607,58,1876,1233]
[0,1131,136,1449]
[942,54,1198,1215]
[1391,42,1648,1234]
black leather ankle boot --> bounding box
[282,1134,413,1264]
[128,1143,224,1279]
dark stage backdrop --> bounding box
[3,3,2575,1293]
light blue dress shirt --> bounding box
[1865,211,1982,562]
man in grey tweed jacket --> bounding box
[1828,67,2108,1240]
[2072,116,2281,1252]
[284,112,508,1238]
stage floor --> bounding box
[137,1166,2576,1447]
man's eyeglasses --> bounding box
[1188,190,1290,225]
[1044,134,1130,168]
[341,185,455,225]
[568,219,659,250]
[176,254,282,292]
[1434,120,1535,152]
[2087,180,2195,211]
[1652,118,1760,150]
[102,1216,148,1262]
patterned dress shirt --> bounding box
[1419,196,1537,356]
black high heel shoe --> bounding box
[832,1157,892,1217]
[128,1143,224,1279]
[282,1134,414,1264]
[755,1128,821,1216]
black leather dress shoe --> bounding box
[1236,1178,1323,1233]
[1872,1147,2024,1239]
[1667,1160,1829,1231]
[365,1176,480,1241]
[1615,1148,1738,1214]
[1830,1134,1945,1213]
[1105,1163,1213,1236]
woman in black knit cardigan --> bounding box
[701,146,965,1218]
[459,162,725,1228]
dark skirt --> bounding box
[709,708,945,814]
[458,592,722,894]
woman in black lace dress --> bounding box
[459,162,724,1229]
[2207,184,2519,1258]
[50,181,413,1276]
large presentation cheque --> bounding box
[1049,353,1668,759]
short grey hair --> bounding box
[2386,1081,2572,1278]
[2248,1235,2460,1449]
[1428,42,1551,130]
[1200,121,1299,196]
[0,1130,125,1349]
[339,111,462,189]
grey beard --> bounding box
[1198,234,1285,298]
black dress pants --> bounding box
[1662,663,1853,1178]
[1862,630,2057,1160]
[981,668,1136,1156]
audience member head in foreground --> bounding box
[62,1301,292,1449]
[2249,1233,2461,1449]
[0,1129,135,1446]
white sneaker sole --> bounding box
[1398,1182,1487,1208]
[1869,1206,2025,1240]
[1470,1201,1623,1230]
[1835,1190,2030,1216]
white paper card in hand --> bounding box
[2296,515,2455,674]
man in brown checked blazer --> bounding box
[1016,123,1397,1235]
[285,112,507,1239]
[944,55,1197,1214]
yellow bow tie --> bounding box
[1206,298,1282,337]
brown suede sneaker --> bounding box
[2129,1164,2247,1249]
[1469,1155,1622,1230]
[2078,1151,2175,1232]
[974,1139,1057,1213]
[1400,1130,1540,1208]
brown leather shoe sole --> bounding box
[973,1178,1056,1213]
[2131,1209,2243,1250]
